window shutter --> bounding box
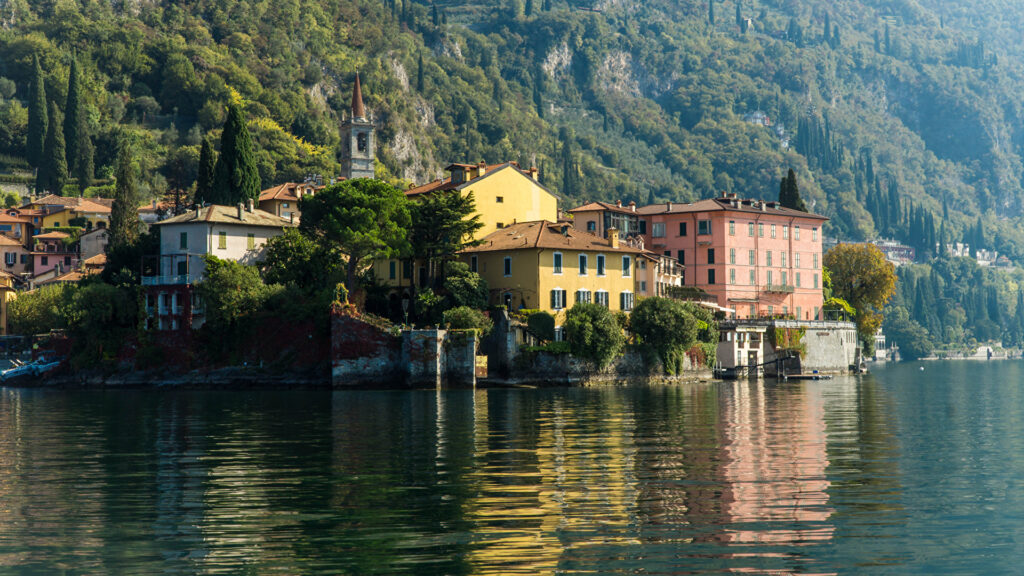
[551,290,557,309]
[620,292,626,310]
[560,290,567,308]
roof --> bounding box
[0,213,30,224]
[83,253,107,267]
[153,204,293,228]
[258,182,322,203]
[138,200,174,214]
[36,269,89,286]
[636,196,829,221]
[405,162,542,197]
[568,201,638,215]
[0,235,23,247]
[33,231,70,240]
[30,195,115,209]
[352,73,366,119]
[462,220,645,255]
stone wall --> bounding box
[761,320,858,375]
[500,347,711,386]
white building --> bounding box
[143,201,292,330]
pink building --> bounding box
[638,193,828,320]
[32,231,78,277]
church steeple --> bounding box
[341,74,376,180]
[351,72,366,120]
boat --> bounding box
[0,357,62,382]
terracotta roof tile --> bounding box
[462,220,644,254]
[33,231,71,240]
[568,201,637,215]
[154,204,293,228]
[636,197,829,221]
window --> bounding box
[767,270,773,285]
[503,256,512,277]
[41,256,48,266]
[620,292,635,312]
[64,256,71,266]
[796,272,802,287]
[652,222,666,237]
[748,250,755,266]
[795,226,801,241]
[247,233,255,250]
[750,305,756,318]
[496,222,505,229]
[749,269,755,285]
[729,268,736,284]
[638,220,647,235]
[553,252,563,274]
[218,231,227,249]
[677,250,685,265]
[470,255,478,273]
[797,307,802,320]
[19,254,25,264]
[576,289,591,304]
[708,269,716,284]
[639,281,647,292]
[815,307,820,320]
[766,251,773,267]
[813,228,818,241]
[729,221,736,235]
[283,203,290,209]
[748,222,754,236]
[555,327,565,342]
[782,271,788,285]
[813,273,819,289]
[496,196,504,203]
[597,254,606,276]
[783,306,788,316]
[595,291,609,307]
[795,253,801,268]
[179,232,188,250]
[698,220,711,235]
[768,305,774,316]
[679,222,688,236]
[622,256,632,277]
[813,253,819,269]
[757,223,764,237]
[781,252,787,268]
[730,248,736,264]
[177,261,187,276]
[403,260,413,279]
[639,259,647,270]
[664,251,671,257]
[551,289,567,310]
[783,226,789,239]
[357,132,368,152]
[587,221,596,232]
[3,252,13,266]
[771,224,777,238]
[579,254,588,275]
[389,261,397,280]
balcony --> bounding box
[142,274,201,286]
[763,284,795,294]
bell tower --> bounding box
[340,73,375,180]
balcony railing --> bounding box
[142,274,201,286]
[763,284,795,294]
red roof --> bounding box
[568,201,638,215]
[636,196,829,221]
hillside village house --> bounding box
[635,251,684,298]
[80,228,109,262]
[143,201,292,330]
[460,221,642,324]
[258,181,321,221]
[0,235,30,278]
[568,200,644,239]
[27,195,114,232]
[638,193,828,320]
[0,271,15,335]
[374,160,559,289]
[32,231,78,277]
[0,212,31,245]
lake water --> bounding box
[1,361,1023,574]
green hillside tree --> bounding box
[708,0,715,25]
[36,102,67,195]
[109,136,140,249]
[196,136,216,203]
[416,53,425,92]
[64,54,83,175]
[779,169,808,211]
[212,103,259,205]
[27,54,47,168]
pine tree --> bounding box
[110,136,140,249]
[212,103,260,204]
[36,102,68,195]
[64,54,82,176]
[27,54,47,168]
[196,137,216,204]
[416,53,425,92]
[708,0,715,25]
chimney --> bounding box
[246,199,254,213]
[616,199,623,208]
[667,201,673,212]
[629,201,636,212]
[237,203,244,220]
[608,227,620,249]
[476,161,487,179]
[194,205,200,219]
[528,166,539,181]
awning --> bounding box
[697,301,736,314]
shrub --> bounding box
[629,297,699,372]
[564,302,624,368]
[443,261,488,309]
[443,305,493,335]
[526,311,555,341]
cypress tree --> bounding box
[416,53,425,92]
[27,54,47,168]
[560,127,577,198]
[542,0,551,10]
[110,136,140,249]
[196,137,216,204]
[431,3,440,26]
[735,0,742,28]
[708,0,715,25]
[533,81,543,118]
[212,103,260,205]
[64,54,82,176]
[75,125,94,191]
[823,12,831,45]
[36,102,68,195]
[780,169,807,212]
[525,0,534,17]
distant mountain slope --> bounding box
[1,0,1024,258]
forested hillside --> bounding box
[3,0,1024,260]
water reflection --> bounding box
[0,376,917,574]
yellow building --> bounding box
[39,198,111,231]
[457,221,643,322]
[372,161,559,288]
[0,271,15,335]
[405,161,558,238]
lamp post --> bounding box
[401,294,410,327]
